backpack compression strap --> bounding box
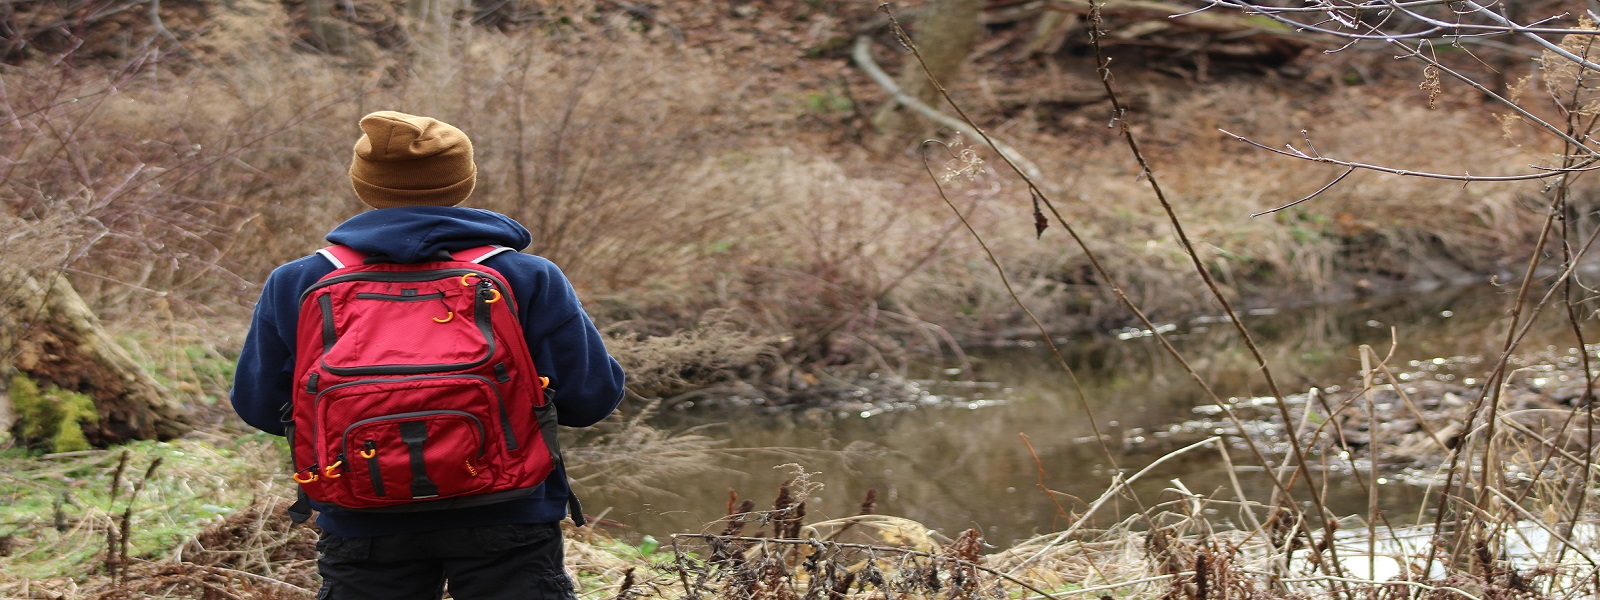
[317,245,514,268]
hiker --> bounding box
[230,110,626,600]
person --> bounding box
[230,110,626,600]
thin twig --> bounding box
[1220,130,1600,181]
[1250,167,1354,217]
[875,4,1335,587]
[1018,573,1179,598]
[671,535,701,600]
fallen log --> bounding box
[992,0,1315,65]
[1,260,189,448]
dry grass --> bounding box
[604,310,776,398]
[563,403,738,497]
[985,81,1545,304]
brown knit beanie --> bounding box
[349,111,477,209]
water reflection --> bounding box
[579,283,1597,544]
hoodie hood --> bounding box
[325,206,532,263]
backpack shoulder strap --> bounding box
[450,245,515,264]
[317,245,366,269]
[319,245,509,267]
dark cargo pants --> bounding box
[315,523,577,600]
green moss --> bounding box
[9,373,98,453]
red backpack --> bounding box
[285,245,562,516]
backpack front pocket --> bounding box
[314,278,498,375]
[340,410,495,503]
[310,375,512,507]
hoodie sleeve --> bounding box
[231,256,332,436]
[231,274,295,435]
[491,254,625,427]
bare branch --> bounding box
[850,35,1046,182]
[1219,129,1600,181]
[1250,167,1354,217]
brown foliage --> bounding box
[181,495,320,591]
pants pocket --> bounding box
[317,534,374,560]
[471,522,559,553]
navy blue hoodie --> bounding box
[231,206,626,536]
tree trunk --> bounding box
[1,262,188,446]
[871,0,984,139]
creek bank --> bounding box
[634,269,1530,415]
[639,271,1582,424]
[1120,345,1595,483]
[982,259,1519,347]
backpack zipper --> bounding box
[302,269,514,309]
[353,292,448,301]
[341,409,488,460]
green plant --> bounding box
[803,89,854,115]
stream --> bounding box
[580,282,1599,544]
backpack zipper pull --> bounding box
[361,441,386,498]
[325,456,345,479]
[432,296,455,324]
[477,279,502,304]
